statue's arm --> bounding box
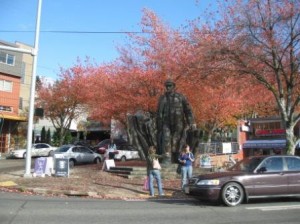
[181,95,196,126]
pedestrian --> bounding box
[178,144,195,190]
[107,138,116,160]
[146,146,165,197]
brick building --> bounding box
[0,40,33,153]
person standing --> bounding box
[156,79,196,165]
[146,146,165,197]
[178,144,195,190]
[107,138,117,160]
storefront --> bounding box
[240,117,291,158]
[242,139,286,157]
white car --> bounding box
[9,143,57,159]
[113,144,141,161]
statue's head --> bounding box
[164,79,175,93]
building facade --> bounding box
[240,117,300,157]
[0,40,33,153]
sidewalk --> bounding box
[0,161,190,200]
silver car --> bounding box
[53,145,103,168]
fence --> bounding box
[197,142,239,155]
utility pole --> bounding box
[0,0,43,177]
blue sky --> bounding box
[0,0,215,80]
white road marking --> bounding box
[246,204,300,211]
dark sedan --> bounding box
[184,155,300,206]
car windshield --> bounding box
[229,157,265,172]
[56,146,70,153]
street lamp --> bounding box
[0,0,43,177]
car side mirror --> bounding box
[257,167,267,173]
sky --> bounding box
[0,0,215,80]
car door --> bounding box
[80,147,95,163]
[31,144,43,157]
[71,147,81,162]
[37,143,50,156]
[253,157,288,196]
[285,157,300,194]
[127,145,140,159]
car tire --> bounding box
[121,156,126,162]
[221,182,244,207]
[69,160,75,169]
[94,157,101,164]
[23,152,26,159]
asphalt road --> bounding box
[0,192,300,224]
[0,158,29,173]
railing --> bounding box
[197,142,239,155]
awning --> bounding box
[1,114,27,121]
[243,139,286,149]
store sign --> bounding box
[55,158,69,177]
[255,129,285,136]
[222,143,232,153]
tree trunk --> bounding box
[286,124,296,155]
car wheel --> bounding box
[23,152,26,159]
[221,182,244,207]
[94,157,101,164]
[69,160,75,169]
[121,156,126,162]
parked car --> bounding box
[53,145,103,168]
[113,144,141,161]
[184,155,300,207]
[93,138,128,154]
[8,143,57,159]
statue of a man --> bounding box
[157,79,196,164]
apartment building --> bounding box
[0,40,33,153]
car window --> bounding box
[286,157,300,171]
[261,157,283,172]
[72,147,80,153]
[80,147,91,154]
[230,157,264,172]
[56,146,70,152]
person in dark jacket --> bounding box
[146,146,165,196]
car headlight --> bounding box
[197,179,220,186]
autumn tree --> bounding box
[86,8,275,144]
[203,0,300,154]
[37,66,89,145]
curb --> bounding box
[2,185,191,201]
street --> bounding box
[0,158,32,173]
[0,192,299,224]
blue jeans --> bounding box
[181,165,193,190]
[149,169,164,196]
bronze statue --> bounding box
[157,79,196,164]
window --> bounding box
[286,157,300,171]
[19,97,23,109]
[262,157,283,172]
[0,52,15,65]
[0,105,12,112]
[0,79,13,92]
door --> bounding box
[253,157,288,196]
[285,157,300,194]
